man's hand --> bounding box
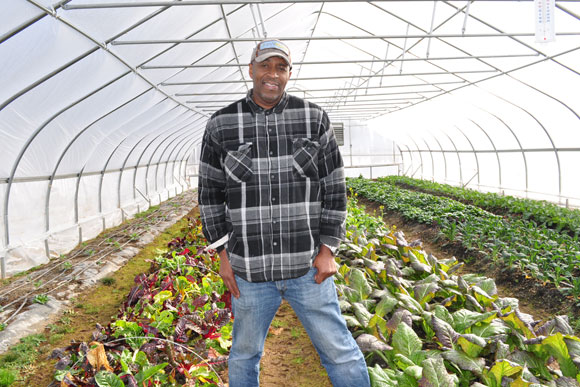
[313,244,337,284]
[218,249,240,298]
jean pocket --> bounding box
[224,143,253,183]
[292,138,320,178]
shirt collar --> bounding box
[246,89,289,115]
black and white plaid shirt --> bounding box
[198,90,346,282]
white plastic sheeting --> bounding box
[1,0,579,277]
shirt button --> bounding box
[272,197,276,202]
[273,242,278,246]
[269,151,274,156]
[271,174,275,179]
[273,220,277,224]
[269,128,273,132]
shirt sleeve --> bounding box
[317,110,347,249]
[198,118,229,248]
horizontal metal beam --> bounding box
[0,161,175,184]
[401,148,580,153]
[182,91,439,103]
[113,33,580,45]
[174,81,465,96]
[162,70,495,86]
[185,96,425,105]
[64,0,580,10]
[141,53,540,69]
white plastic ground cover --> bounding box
[1,0,580,276]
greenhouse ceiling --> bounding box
[1,0,580,276]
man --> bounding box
[198,39,370,387]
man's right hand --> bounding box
[218,249,240,298]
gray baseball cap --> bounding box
[250,39,292,68]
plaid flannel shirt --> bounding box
[198,90,346,282]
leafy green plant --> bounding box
[32,294,49,305]
[336,201,580,386]
[0,369,16,387]
[100,277,116,286]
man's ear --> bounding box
[249,63,254,79]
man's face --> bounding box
[249,56,291,109]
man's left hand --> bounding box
[313,244,337,284]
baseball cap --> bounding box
[250,39,292,69]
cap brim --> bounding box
[253,52,291,66]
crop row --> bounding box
[51,218,232,386]
[380,175,580,237]
[338,195,580,386]
[346,177,580,299]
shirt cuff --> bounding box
[320,235,341,249]
[205,234,229,253]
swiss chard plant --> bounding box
[50,218,232,386]
[339,197,580,386]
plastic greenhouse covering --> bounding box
[1,0,579,278]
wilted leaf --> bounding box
[356,333,392,352]
[393,322,423,358]
[501,311,535,339]
[457,334,485,357]
[536,315,574,336]
[87,342,113,372]
[387,309,413,333]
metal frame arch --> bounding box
[158,123,207,191]
[399,143,413,176]
[98,104,185,212]
[3,69,129,247]
[144,116,206,194]
[440,130,462,185]
[467,118,501,188]
[428,132,448,181]
[162,129,205,190]
[44,81,154,232]
[452,123,481,187]
[482,109,530,193]
[405,134,424,178]
[421,138,435,179]
[73,95,173,224]
[124,111,197,203]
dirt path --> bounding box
[260,301,332,387]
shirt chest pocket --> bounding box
[292,138,320,178]
[224,143,253,183]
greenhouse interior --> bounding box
[1,0,580,386]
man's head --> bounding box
[249,39,292,109]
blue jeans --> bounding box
[228,268,370,387]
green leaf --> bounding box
[343,315,362,328]
[375,295,399,318]
[368,314,388,335]
[475,278,498,296]
[452,309,495,333]
[542,333,579,378]
[396,293,424,314]
[486,360,523,386]
[393,322,423,358]
[95,371,125,387]
[500,311,535,339]
[471,320,510,338]
[352,302,372,327]
[441,350,485,375]
[153,290,173,305]
[368,364,398,386]
[348,268,372,300]
[356,333,392,353]
[135,362,168,384]
[404,365,423,380]
[431,315,459,349]
[457,335,485,357]
[432,305,454,327]
[413,283,439,306]
[419,357,458,387]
